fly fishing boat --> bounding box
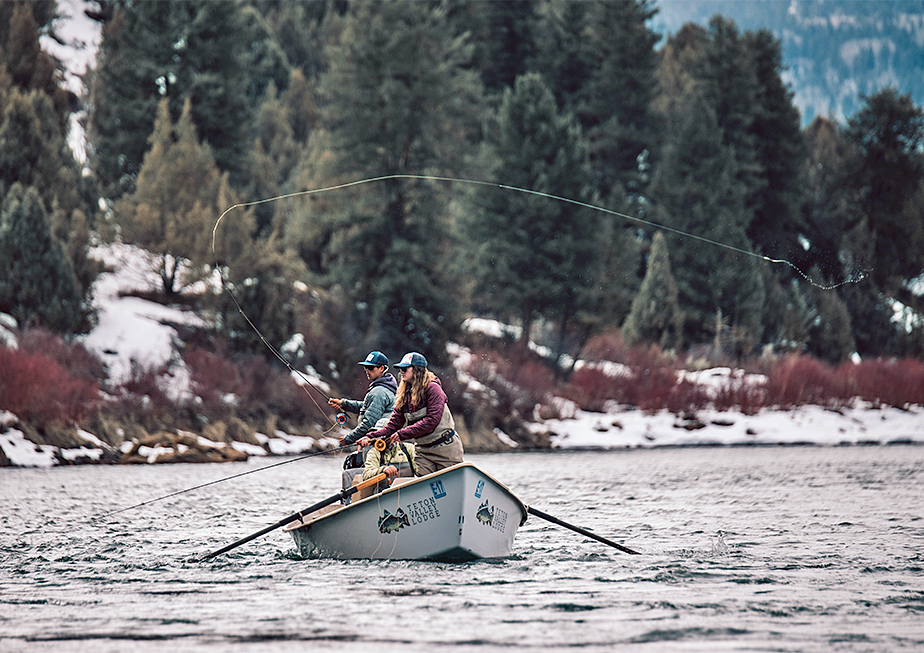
[282,462,528,561]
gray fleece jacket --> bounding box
[340,373,397,444]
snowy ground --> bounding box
[2,242,923,467]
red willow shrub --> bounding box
[567,345,711,415]
[839,358,924,408]
[463,347,557,416]
[567,366,632,412]
[184,347,242,415]
[0,346,100,427]
[764,355,853,408]
[712,379,767,415]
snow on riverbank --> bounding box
[2,242,923,468]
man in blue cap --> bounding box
[330,351,400,501]
[329,351,397,447]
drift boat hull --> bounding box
[283,462,528,561]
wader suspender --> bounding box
[399,441,416,477]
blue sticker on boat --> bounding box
[430,480,447,500]
[475,479,484,498]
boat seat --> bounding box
[351,473,377,501]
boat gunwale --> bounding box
[283,462,527,532]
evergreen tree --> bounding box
[462,73,599,358]
[697,17,763,216]
[622,231,683,350]
[469,0,538,96]
[533,1,660,203]
[0,184,86,333]
[0,89,82,217]
[303,0,483,363]
[743,29,807,263]
[649,94,765,348]
[1,2,74,132]
[116,98,252,297]
[835,90,924,356]
[800,117,854,282]
[217,234,306,356]
[575,0,660,200]
[844,89,924,295]
[804,267,856,364]
[88,0,272,196]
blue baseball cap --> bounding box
[394,352,428,368]
[358,351,389,367]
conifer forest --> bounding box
[2,0,924,446]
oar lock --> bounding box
[373,438,387,452]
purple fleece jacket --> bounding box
[368,377,447,442]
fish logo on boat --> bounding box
[378,508,410,534]
[475,500,494,526]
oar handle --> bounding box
[527,506,640,555]
[201,473,388,560]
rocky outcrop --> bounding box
[119,430,249,464]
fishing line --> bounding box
[210,215,342,427]
[88,445,353,523]
[211,174,864,293]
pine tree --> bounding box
[0,89,82,217]
[460,0,538,96]
[574,0,660,200]
[116,98,252,297]
[804,267,856,364]
[800,117,854,282]
[304,0,483,363]
[533,1,660,202]
[649,94,766,348]
[1,2,74,132]
[743,29,807,263]
[462,73,599,355]
[0,184,86,333]
[622,231,683,350]
[88,0,272,196]
[844,89,924,294]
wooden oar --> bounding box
[201,472,388,560]
[527,506,640,555]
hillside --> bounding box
[3,242,924,467]
[653,0,924,124]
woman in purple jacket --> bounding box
[362,352,463,476]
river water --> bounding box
[2,446,923,652]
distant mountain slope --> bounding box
[652,0,924,124]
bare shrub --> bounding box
[18,329,107,384]
[185,347,241,416]
[582,330,630,363]
[462,347,557,417]
[566,366,632,412]
[765,355,852,408]
[712,379,767,415]
[666,378,713,415]
[0,346,100,427]
[841,358,924,408]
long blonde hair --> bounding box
[395,366,436,410]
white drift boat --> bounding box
[282,462,528,561]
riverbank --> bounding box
[3,398,921,468]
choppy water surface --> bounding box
[2,446,923,652]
